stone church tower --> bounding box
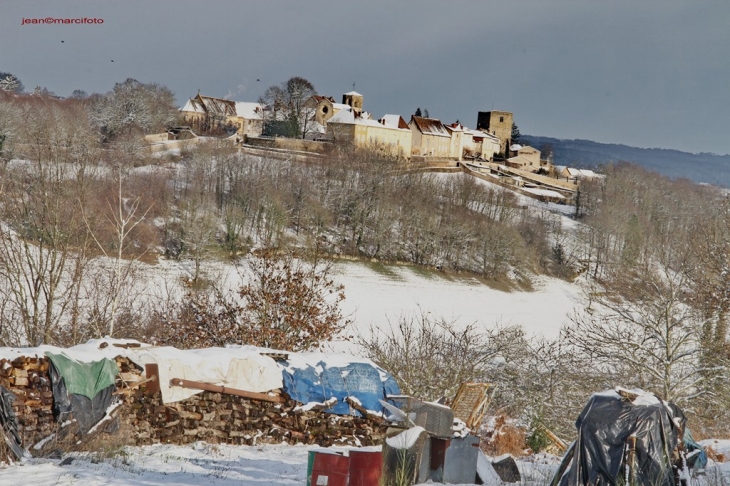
[342,91,363,114]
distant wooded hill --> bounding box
[522,135,730,188]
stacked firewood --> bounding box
[115,360,387,448]
[0,356,55,448]
[0,354,388,457]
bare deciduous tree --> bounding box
[564,255,706,403]
[357,310,524,401]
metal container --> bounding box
[311,451,350,486]
[442,435,480,484]
[348,450,383,486]
[389,396,454,438]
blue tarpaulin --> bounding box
[282,360,400,416]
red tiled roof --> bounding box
[410,116,450,137]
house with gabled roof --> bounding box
[409,116,451,158]
[506,145,542,171]
[469,129,500,161]
[180,92,263,136]
[445,123,467,161]
[556,166,603,181]
[326,110,411,158]
[234,101,264,136]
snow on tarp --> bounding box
[124,347,284,404]
[0,340,400,411]
[278,351,400,416]
[553,387,688,486]
[0,339,283,405]
[0,338,146,364]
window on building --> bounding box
[499,116,504,122]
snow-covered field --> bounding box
[333,260,582,349]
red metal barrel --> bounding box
[348,450,383,486]
[311,451,350,486]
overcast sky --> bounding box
[2,0,729,154]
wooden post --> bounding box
[169,378,285,403]
[626,435,637,486]
[144,363,160,396]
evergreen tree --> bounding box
[511,123,522,145]
[0,73,23,93]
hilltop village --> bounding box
[174,89,601,206]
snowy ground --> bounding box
[5,442,730,486]
[0,442,559,486]
[0,442,314,485]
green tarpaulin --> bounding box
[45,352,118,400]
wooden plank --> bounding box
[540,424,568,452]
[451,383,492,430]
[169,378,285,403]
[144,364,161,396]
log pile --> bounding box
[0,356,55,448]
[116,360,387,447]
[0,354,388,458]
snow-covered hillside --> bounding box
[332,261,582,351]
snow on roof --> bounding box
[521,187,566,199]
[468,129,486,137]
[234,101,263,119]
[332,103,352,111]
[311,95,335,103]
[180,99,205,114]
[410,116,450,137]
[507,155,534,165]
[180,95,238,117]
[380,114,409,130]
[344,91,362,96]
[199,96,236,116]
[328,109,356,124]
[329,110,404,130]
[565,167,601,178]
[470,130,500,143]
[445,124,465,133]
[510,144,523,151]
[380,114,400,128]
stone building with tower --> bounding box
[341,91,363,114]
[476,110,513,154]
[305,91,365,128]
